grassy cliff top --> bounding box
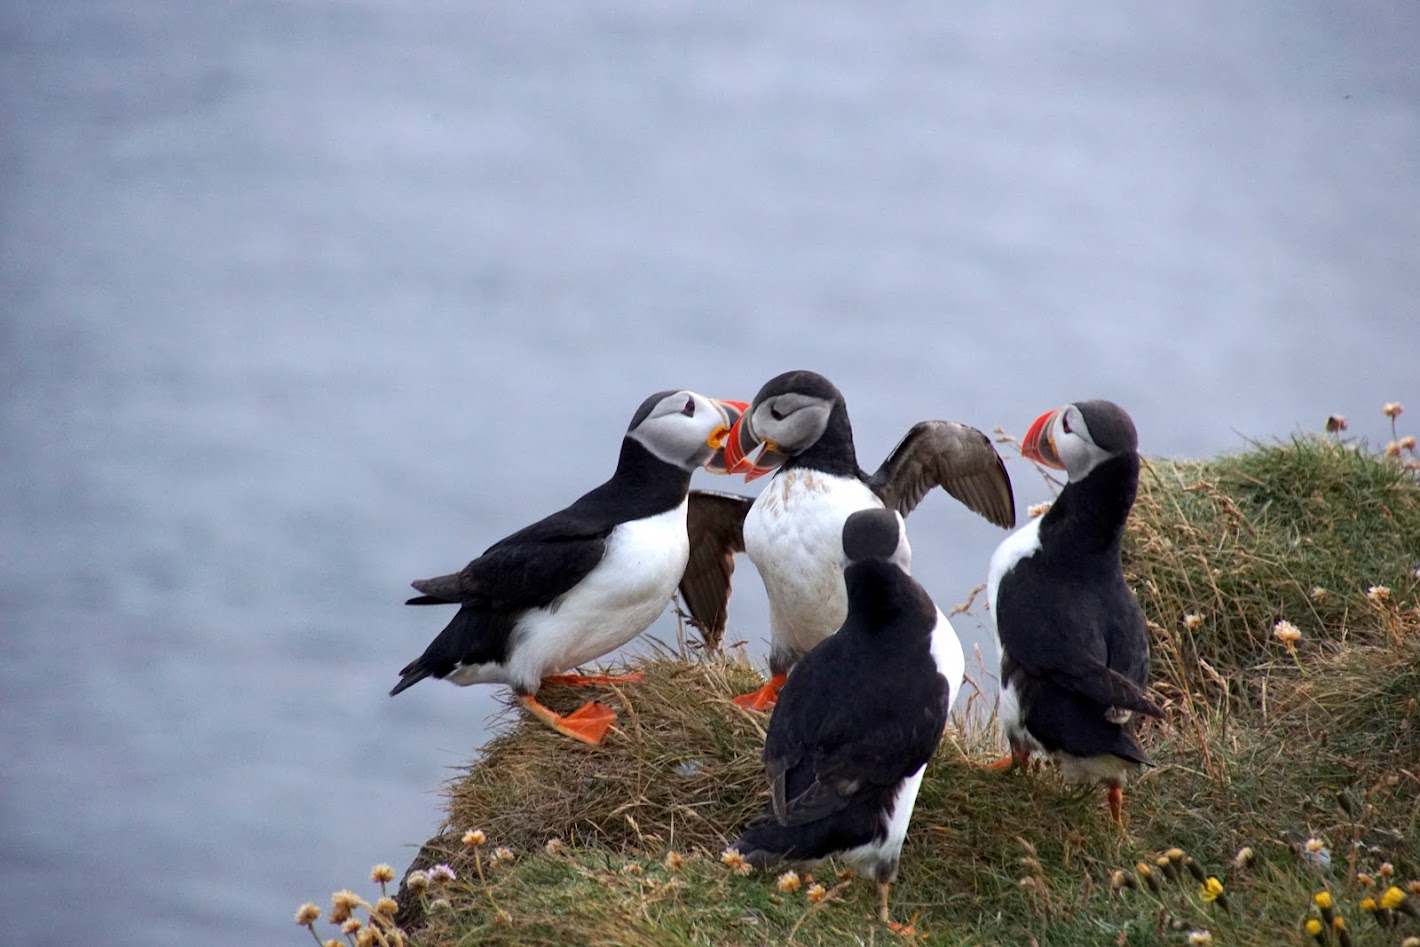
[302,434,1420,947]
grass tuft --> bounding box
[302,432,1420,946]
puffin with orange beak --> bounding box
[985,399,1162,822]
[684,369,1015,709]
[391,389,748,744]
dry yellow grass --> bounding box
[299,433,1420,946]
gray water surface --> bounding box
[3,2,1418,943]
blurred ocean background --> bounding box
[2,2,1417,943]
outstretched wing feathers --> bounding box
[870,420,1016,528]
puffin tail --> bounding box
[389,662,436,697]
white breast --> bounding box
[930,608,966,713]
[503,500,690,691]
[743,469,883,656]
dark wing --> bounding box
[406,504,615,613]
[678,490,753,651]
[996,566,1162,718]
[763,636,948,827]
[869,420,1016,528]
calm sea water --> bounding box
[2,2,1417,943]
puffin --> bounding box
[985,399,1163,822]
[697,369,1014,709]
[390,389,748,745]
[732,507,962,925]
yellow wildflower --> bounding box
[805,882,828,904]
[776,870,802,893]
[1200,877,1224,902]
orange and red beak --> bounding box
[720,408,789,481]
[1021,408,1066,470]
[703,399,751,474]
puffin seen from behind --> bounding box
[391,389,748,744]
[986,399,1163,822]
[692,369,1014,709]
[732,507,963,926]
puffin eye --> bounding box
[770,406,786,422]
[681,397,695,417]
[1061,413,1072,434]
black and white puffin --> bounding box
[390,389,748,745]
[696,369,1014,709]
[733,508,961,925]
[985,399,1163,822]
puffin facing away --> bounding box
[986,399,1163,822]
[696,369,1014,709]
[733,508,962,925]
[391,389,747,745]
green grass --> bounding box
[299,435,1420,947]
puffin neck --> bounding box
[601,436,694,509]
[1041,451,1139,554]
[781,399,862,478]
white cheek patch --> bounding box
[1056,413,1107,480]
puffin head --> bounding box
[626,390,750,473]
[841,508,912,574]
[1021,399,1138,481]
[721,370,843,481]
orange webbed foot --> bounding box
[731,673,786,711]
[981,748,1032,771]
[519,695,618,744]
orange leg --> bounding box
[1106,784,1124,824]
[540,672,646,688]
[732,673,787,711]
[518,695,617,745]
[982,748,1032,771]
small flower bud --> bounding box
[462,828,487,848]
[295,902,322,926]
[371,864,395,884]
